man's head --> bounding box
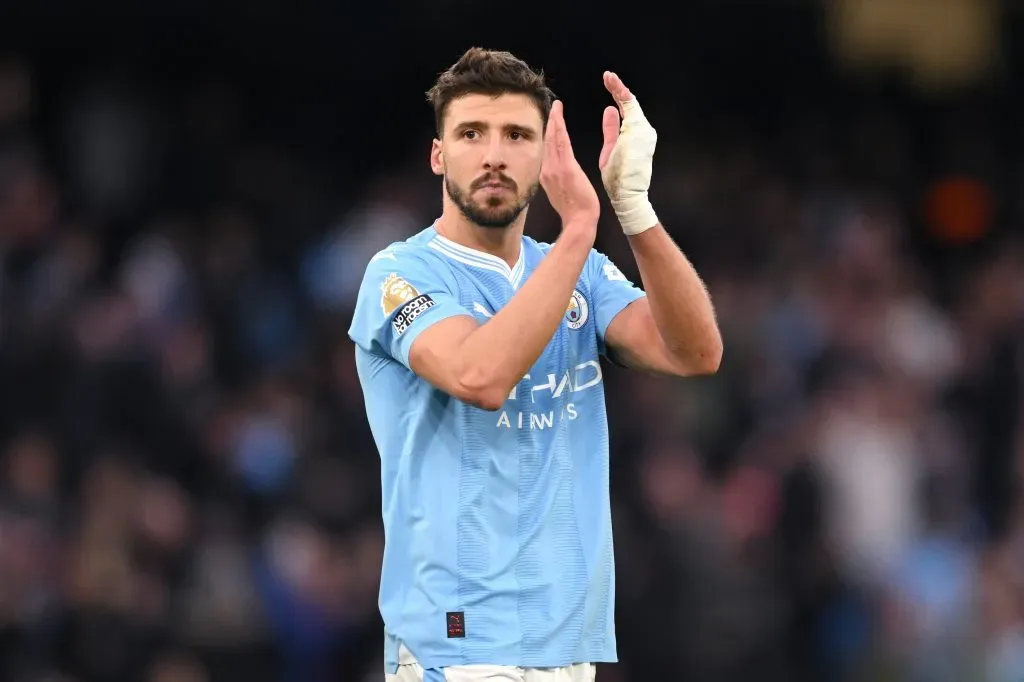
[427,48,555,229]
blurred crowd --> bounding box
[0,44,1023,682]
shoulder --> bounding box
[360,230,452,281]
[524,236,620,281]
[349,231,455,345]
[526,235,551,252]
[524,235,555,257]
[523,235,610,264]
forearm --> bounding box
[459,225,594,397]
[628,224,722,369]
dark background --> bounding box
[0,1,1023,681]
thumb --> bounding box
[598,106,620,171]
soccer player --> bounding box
[349,48,722,681]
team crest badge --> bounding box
[381,273,419,315]
[565,290,589,330]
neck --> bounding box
[435,199,526,269]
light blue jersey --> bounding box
[348,224,645,674]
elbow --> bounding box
[674,337,723,377]
[695,345,723,375]
[697,336,724,375]
[464,390,507,412]
[454,366,511,412]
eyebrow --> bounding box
[452,120,538,137]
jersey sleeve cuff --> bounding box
[598,288,646,342]
[394,305,475,369]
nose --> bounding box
[482,135,506,171]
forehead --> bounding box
[444,93,543,132]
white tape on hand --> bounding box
[601,98,659,236]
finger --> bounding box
[549,99,574,158]
[544,100,563,162]
[603,71,634,108]
[603,70,646,123]
[598,105,620,171]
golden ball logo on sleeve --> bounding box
[381,273,420,315]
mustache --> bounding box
[471,174,517,191]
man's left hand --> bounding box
[598,71,659,236]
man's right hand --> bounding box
[540,100,600,237]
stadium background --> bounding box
[1,1,1023,680]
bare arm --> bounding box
[605,225,722,376]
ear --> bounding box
[430,138,444,176]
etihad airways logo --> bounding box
[494,360,603,430]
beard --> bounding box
[445,173,539,229]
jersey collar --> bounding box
[428,229,526,289]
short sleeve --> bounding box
[348,248,473,369]
[588,249,646,347]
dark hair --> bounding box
[426,47,555,136]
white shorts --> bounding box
[385,647,597,682]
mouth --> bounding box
[478,183,511,195]
[476,177,514,192]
